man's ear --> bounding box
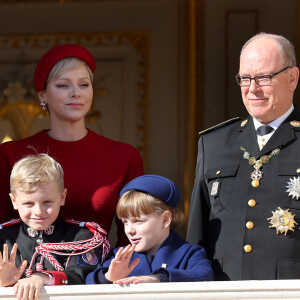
[162,211,172,228]
[9,193,18,210]
[289,66,299,92]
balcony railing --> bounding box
[1,280,300,299]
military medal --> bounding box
[268,207,297,235]
[240,146,280,187]
[286,177,300,199]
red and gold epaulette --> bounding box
[0,219,22,229]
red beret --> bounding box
[34,44,96,92]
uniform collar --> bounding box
[238,105,300,158]
[22,217,62,238]
[253,104,294,131]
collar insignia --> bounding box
[44,225,54,235]
[241,119,248,127]
[268,207,297,235]
[27,228,39,237]
[290,121,300,127]
[27,225,55,238]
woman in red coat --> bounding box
[0,44,144,246]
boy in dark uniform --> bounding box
[0,153,109,299]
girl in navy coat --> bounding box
[86,175,213,284]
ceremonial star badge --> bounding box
[268,207,297,235]
[286,177,300,199]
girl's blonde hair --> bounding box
[117,190,185,229]
[10,153,64,195]
[46,57,93,86]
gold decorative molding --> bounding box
[185,0,203,229]
[0,32,150,168]
[0,100,43,140]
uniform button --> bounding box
[246,221,254,229]
[248,199,256,207]
[297,169,300,174]
[261,143,265,148]
[244,244,252,253]
[261,138,265,142]
[216,170,221,175]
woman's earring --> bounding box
[40,101,46,110]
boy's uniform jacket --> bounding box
[0,217,107,285]
[86,230,213,283]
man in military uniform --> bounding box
[187,32,300,280]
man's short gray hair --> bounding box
[241,32,296,67]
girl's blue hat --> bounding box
[119,175,180,207]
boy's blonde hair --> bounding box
[117,191,185,229]
[10,154,64,195]
[46,57,94,87]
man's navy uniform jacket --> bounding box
[187,106,300,280]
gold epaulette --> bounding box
[199,117,241,135]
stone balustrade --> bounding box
[1,280,300,299]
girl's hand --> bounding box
[105,244,140,282]
[113,274,160,285]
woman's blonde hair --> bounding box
[117,190,185,229]
[46,57,94,86]
[10,153,64,195]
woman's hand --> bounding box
[105,244,140,282]
[0,243,27,287]
[13,273,49,300]
[113,274,160,285]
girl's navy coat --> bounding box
[86,230,213,283]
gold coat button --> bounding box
[246,221,254,229]
[248,199,256,207]
[297,169,300,174]
[244,244,252,253]
[216,170,221,175]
